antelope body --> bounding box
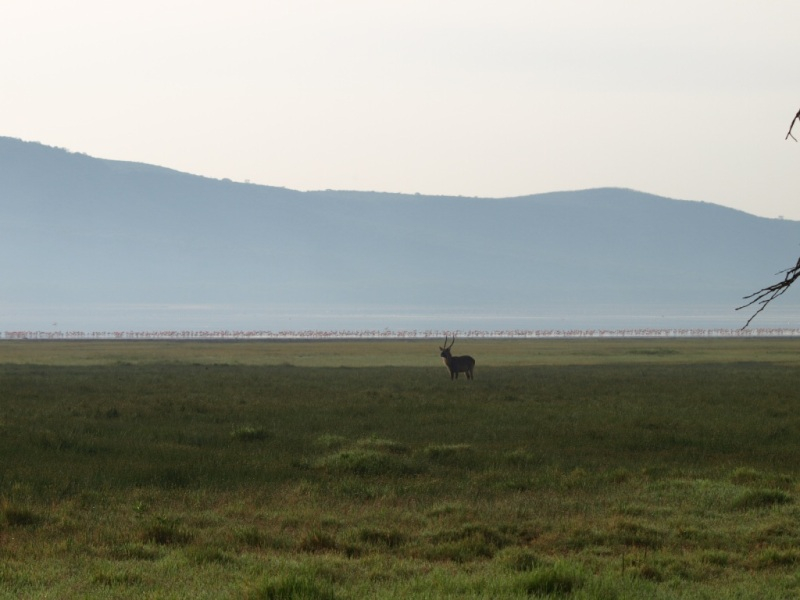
[439,336,475,380]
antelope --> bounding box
[439,336,475,380]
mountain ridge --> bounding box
[2,136,798,330]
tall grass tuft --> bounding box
[518,563,584,596]
[247,573,336,600]
[357,527,405,548]
[496,547,543,572]
[757,549,800,568]
[299,529,338,553]
[2,504,39,527]
[731,489,792,511]
[422,443,475,467]
[425,523,512,562]
[142,517,193,545]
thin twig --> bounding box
[786,108,800,141]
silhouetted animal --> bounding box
[439,336,475,380]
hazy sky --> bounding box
[3,1,800,218]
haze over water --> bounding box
[5,302,800,337]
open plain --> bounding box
[2,338,800,598]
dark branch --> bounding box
[739,106,800,328]
[787,108,800,141]
[737,257,800,328]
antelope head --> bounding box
[439,335,455,358]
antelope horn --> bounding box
[447,335,455,350]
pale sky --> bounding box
[3,1,800,218]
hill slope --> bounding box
[2,137,799,331]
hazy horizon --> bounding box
[5,301,800,336]
[4,140,800,336]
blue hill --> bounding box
[2,137,799,331]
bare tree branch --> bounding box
[786,108,800,141]
[737,257,800,328]
[738,107,800,328]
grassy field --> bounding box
[2,338,800,598]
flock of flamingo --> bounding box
[3,327,800,340]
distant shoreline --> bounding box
[3,328,800,340]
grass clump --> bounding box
[247,572,336,600]
[142,517,193,545]
[317,449,418,476]
[424,523,512,562]
[729,466,763,485]
[188,546,235,565]
[701,550,734,567]
[231,425,270,441]
[496,547,543,572]
[612,519,666,548]
[2,503,40,527]
[109,543,161,561]
[316,437,420,477]
[502,448,538,467]
[235,527,293,551]
[236,526,267,548]
[91,569,143,587]
[731,489,792,511]
[357,527,405,548]
[422,443,475,467]
[355,437,410,454]
[314,434,348,450]
[756,549,800,568]
[299,529,338,553]
[518,563,583,596]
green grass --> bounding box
[2,338,800,598]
